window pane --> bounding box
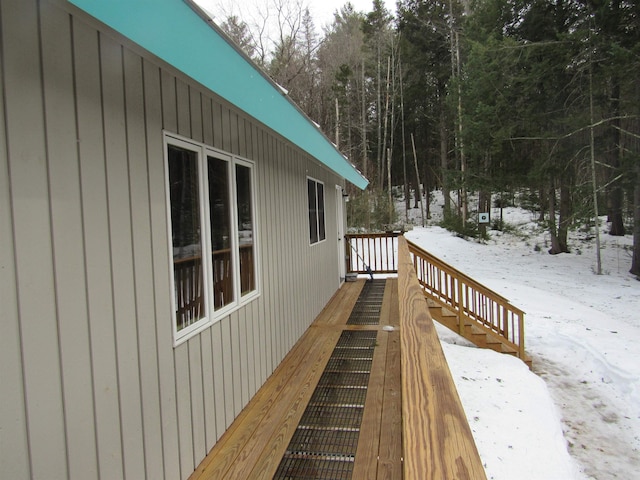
[317,182,325,241]
[308,179,318,244]
[208,156,234,309]
[236,164,255,295]
[168,145,204,331]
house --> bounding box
[0,0,369,478]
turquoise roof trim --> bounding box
[68,0,368,189]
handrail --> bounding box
[345,232,401,274]
[406,239,526,360]
[398,236,487,479]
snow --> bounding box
[398,193,639,480]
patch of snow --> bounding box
[398,191,639,480]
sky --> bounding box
[402,194,639,479]
[194,0,397,30]
[306,0,397,27]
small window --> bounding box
[236,162,256,295]
[308,177,326,244]
[165,133,259,345]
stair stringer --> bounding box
[425,295,531,367]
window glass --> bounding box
[208,156,234,309]
[308,178,325,244]
[236,163,255,295]
[308,179,318,244]
[317,182,326,241]
[168,144,205,331]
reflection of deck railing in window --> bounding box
[212,249,233,309]
[175,246,255,327]
[239,244,254,295]
[174,255,204,330]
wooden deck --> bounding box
[190,242,486,480]
[189,278,402,479]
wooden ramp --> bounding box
[189,278,402,480]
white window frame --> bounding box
[307,176,326,245]
[164,132,260,346]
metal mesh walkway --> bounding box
[273,282,384,479]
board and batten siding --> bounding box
[0,0,347,478]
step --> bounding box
[422,289,531,368]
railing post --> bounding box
[502,305,509,339]
[518,312,526,360]
[457,277,465,337]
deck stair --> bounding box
[427,298,523,357]
[406,240,532,367]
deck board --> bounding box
[189,280,366,480]
[378,279,403,479]
[190,278,484,480]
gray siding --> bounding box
[1,0,345,479]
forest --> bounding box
[212,0,640,276]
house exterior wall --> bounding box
[0,1,346,478]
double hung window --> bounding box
[307,177,326,245]
[165,134,258,344]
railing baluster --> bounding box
[406,239,526,362]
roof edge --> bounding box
[67,0,369,189]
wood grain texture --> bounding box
[398,237,487,480]
[189,281,362,480]
[377,278,403,480]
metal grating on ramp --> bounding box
[347,279,385,325]
[273,283,384,479]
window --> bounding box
[168,143,206,333]
[308,177,326,244]
[208,155,234,310]
[236,162,255,295]
[165,133,258,344]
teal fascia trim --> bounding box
[68,0,368,189]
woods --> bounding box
[212,0,639,276]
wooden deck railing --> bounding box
[345,232,401,274]
[398,236,487,479]
[344,232,526,361]
[407,240,526,360]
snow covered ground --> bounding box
[397,194,639,479]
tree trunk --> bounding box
[361,59,368,180]
[630,159,640,276]
[608,80,626,235]
[549,171,571,254]
[440,111,450,217]
[411,133,425,227]
[549,182,559,253]
[557,172,572,252]
[400,61,409,221]
[538,185,546,223]
[424,165,431,219]
[376,48,382,186]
